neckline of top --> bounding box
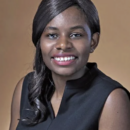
[66,62,98,89]
[45,62,98,101]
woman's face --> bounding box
[40,6,99,79]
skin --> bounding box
[9,6,130,130]
[9,77,24,130]
[99,89,130,130]
[40,6,99,102]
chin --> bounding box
[54,70,76,77]
[51,67,84,79]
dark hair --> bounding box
[23,0,100,125]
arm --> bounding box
[99,88,130,130]
[9,77,24,130]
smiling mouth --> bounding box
[52,56,77,62]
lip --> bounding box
[52,58,76,66]
[51,53,78,66]
[52,53,77,58]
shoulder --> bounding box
[95,69,122,88]
[89,64,130,129]
[88,63,122,88]
[9,77,25,130]
[13,72,34,98]
[93,67,130,95]
[13,77,25,98]
[99,88,130,130]
[9,72,34,130]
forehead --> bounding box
[45,6,88,28]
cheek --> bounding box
[40,38,54,55]
[75,40,91,66]
[81,47,90,63]
[76,40,91,56]
[40,42,51,63]
[40,48,52,69]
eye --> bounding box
[46,34,58,39]
[70,33,83,39]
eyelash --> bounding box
[70,33,83,38]
[46,34,58,39]
[46,33,83,39]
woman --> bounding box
[9,0,130,130]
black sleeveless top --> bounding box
[16,63,130,130]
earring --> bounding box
[90,48,94,53]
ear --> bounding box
[90,32,100,53]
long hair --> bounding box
[23,0,100,125]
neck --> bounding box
[51,67,87,99]
[51,74,66,99]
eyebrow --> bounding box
[70,25,85,31]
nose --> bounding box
[55,36,73,51]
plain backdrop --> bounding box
[0,0,130,130]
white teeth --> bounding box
[65,57,67,61]
[61,57,63,61]
[68,57,70,60]
[54,56,76,62]
[58,58,60,61]
[71,56,75,60]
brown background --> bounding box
[0,0,130,129]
